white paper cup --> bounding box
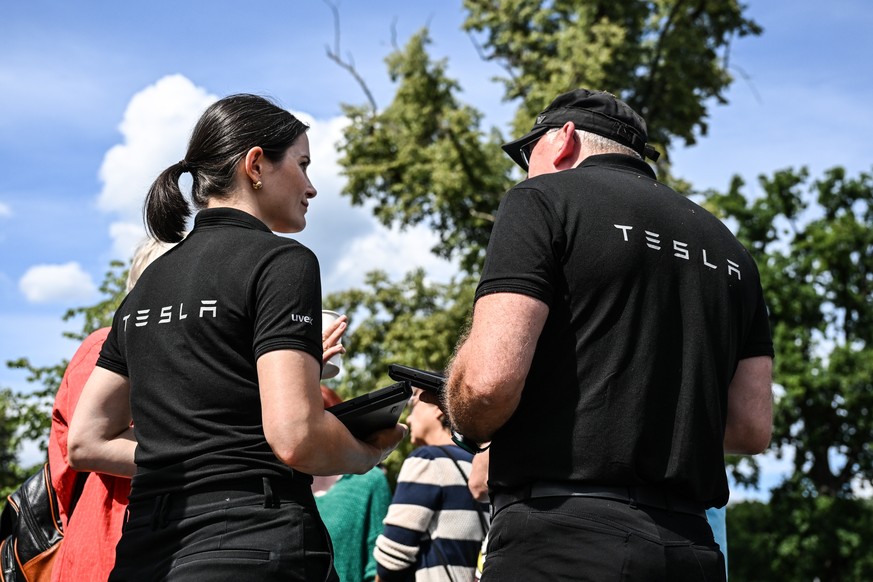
[321,309,343,379]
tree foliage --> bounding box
[703,167,873,499]
[337,1,761,273]
[702,166,873,579]
[338,31,513,273]
[1,259,128,492]
[0,389,28,496]
[462,0,762,152]
[728,492,873,581]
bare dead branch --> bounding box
[466,30,518,84]
[323,0,378,112]
[724,34,763,106]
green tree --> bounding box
[337,30,512,273]
[0,388,28,496]
[705,167,873,580]
[728,493,873,582]
[337,1,761,275]
[462,0,761,152]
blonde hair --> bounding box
[126,237,181,291]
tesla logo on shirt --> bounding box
[122,300,218,331]
[613,224,742,280]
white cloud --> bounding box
[0,202,10,217]
[292,112,461,293]
[97,74,216,250]
[109,220,151,260]
[327,224,460,291]
[292,111,350,205]
[290,112,384,286]
[19,262,98,304]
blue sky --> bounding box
[2,1,872,497]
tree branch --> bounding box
[466,30,518,85]
[640,0,687,118]
[323,0,378,112]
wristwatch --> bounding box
[451,429,490,455]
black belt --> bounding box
[168,476,313,508]
[130,476,315,529]
[491,482,706,518]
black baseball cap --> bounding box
[502,88,660,170]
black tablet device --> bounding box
[387,364,445,394]
[327,380,412,439]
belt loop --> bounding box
[627,487,638,510]
[150,494,170,530]
[263,477,277,508]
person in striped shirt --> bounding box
[374,387,488,582]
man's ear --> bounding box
[552,122,579,169]
[243,146,265,183]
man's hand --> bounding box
[363,423,409,465]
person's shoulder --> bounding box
[67,327,111,366]
[252,230,313,252]
[83,327,111,347]
[253,234,318,266]
[408,445,447,461]
[354,466,390,485]
[410,444,472,462]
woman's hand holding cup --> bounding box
[321,310,347,379]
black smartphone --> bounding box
[327,380,412,439]
[387,364,445,394]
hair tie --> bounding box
[179,160,190,173]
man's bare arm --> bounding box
[445,292,549,443]
[724,355,773,454]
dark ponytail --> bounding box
[144,162,192,243]
[144,94,309,243]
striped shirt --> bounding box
[375,445,488,581]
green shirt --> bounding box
[315,468,392,582]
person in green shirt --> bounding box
[314,386,393,582]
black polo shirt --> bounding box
[477,154,773,507]
[98,208,323,499]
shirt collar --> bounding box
[578,153,657,179]
[193,207,272,233]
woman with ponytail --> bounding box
[68,94,406,581]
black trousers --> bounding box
[481,496,725,581]
[109,479,338,582]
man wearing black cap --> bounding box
[444,89,773,580]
